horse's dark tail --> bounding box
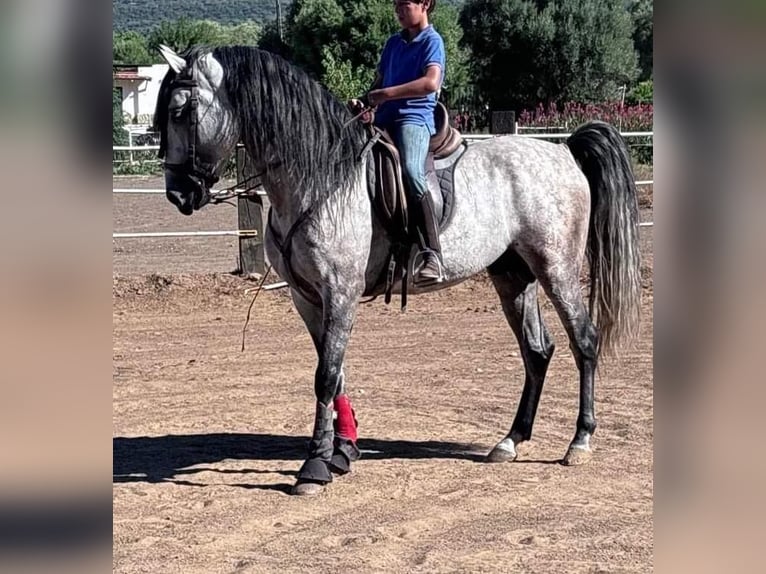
[567,121,642,356]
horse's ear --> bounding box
[158,44,186,74]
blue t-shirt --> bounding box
[374,25,446,135]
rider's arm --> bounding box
[367,64,441,105]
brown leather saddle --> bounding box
[363,102,467,309]
[366,102,463,235]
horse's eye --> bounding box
[170,107,185,121]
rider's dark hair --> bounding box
[398,0,436,14]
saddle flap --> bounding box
[369,136,409,238]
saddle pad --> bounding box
[431,142,467,232]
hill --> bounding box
[113,0,465,32]
[113,0,287,31]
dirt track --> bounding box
[113,177,653,573]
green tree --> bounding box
[113,30,154,65]
[113,0,281,32]
[548,0,638,103]
[146,18,228,54]
[461,0,638,111]
[629,0,653,81]
[144,18,262,57]
[226,21,263,45]
[286,0,469,107]
[258,20,291,58]
[321,46,375,102]
[287,0,346,77]
[430,4,472,107]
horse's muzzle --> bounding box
[164,169,210,215]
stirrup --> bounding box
[412,248,444,285]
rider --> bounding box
[352,0,446,284]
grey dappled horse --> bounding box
[154,45,641,496]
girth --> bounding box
[267,207,322,307]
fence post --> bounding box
[127,128,135,165]
[236,147,265,277]
[490,110,517,134]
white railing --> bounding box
[114,230,259,239]
[114,144,160,151]
[112,131,653,154]
[113,144,161,165]
[517,125,569,132]
[113,188,268,196]
[460,131,653,140]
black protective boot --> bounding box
[414,193,444,285]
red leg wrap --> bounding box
[333,394,358,442]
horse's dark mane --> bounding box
[154,46,368,206]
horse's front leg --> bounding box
[291,289,360,496]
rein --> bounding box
[208,168,266,205]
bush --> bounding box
[112,150,239,179]
[518,101,652,131]
[518,101,653,165]
[113,160,163,176]
[626,80,653,105]
[113,89,128,146]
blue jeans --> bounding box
[393,123,430,202]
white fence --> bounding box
[113,131,653,240]
[112,132,654,157]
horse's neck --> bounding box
[260,160,366,240]
[259,166,298,212]
[243,128,368,237]
[259,163,322,236]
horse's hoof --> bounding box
[561,446,592,466]
[291,481,325,496]
[486,440,517,463]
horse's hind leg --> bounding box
[485,253,555,463]
[528,259,599,466]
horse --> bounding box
[153,45,641,496]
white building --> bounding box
[113,64,169,124]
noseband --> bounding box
[158,72,220,189]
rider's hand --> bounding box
[348,98,374,125]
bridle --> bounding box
[158,68,264,205]
[158,69,221,189]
